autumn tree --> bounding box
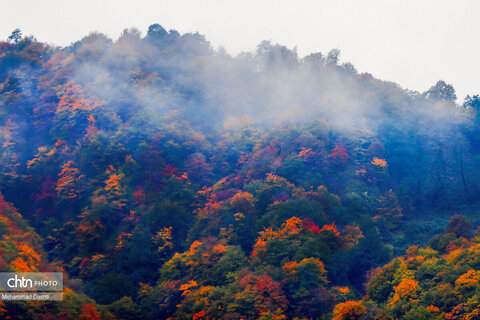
[56,161,85,216]
[332,300,366,320]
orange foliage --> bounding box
[332,300,366,320]
[57,81,104,113]
[406,245,419,257]
[252,227,279,258]
[455,269,480,288]
[355,168,367,176]
[336,287,351,295]
[252,217,348,259]
[320,223,341,237]
[333,286,352,302]
[0,194,45,272]
[371,157,388,168]
[11,257,33,272]
[212,244,227,254]
[196,199,222,220]
[17,244,41,269]
[281,216,303,235]
[179,280,198,296]
[298,148,312,158]
[105,173,121,192]
[426,305,440,313]
[389,278,420,306]
[187,241,203,257]
[56,161,84,200]
[342,226,364,249]
[282,261,299,276]
[116,232,132,249]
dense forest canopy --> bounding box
[1,24,480,319]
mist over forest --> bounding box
[1,24,480,319]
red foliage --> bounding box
[0,42,10,52]
[193,309,205,320]
[133,186,146,206]
[302,217,321,233]
[79,257,91,278]
[162,164,188,181]
[79,304,101,320]
[329,145,350,166]
[32,176,58,217]
[239,273,289,314]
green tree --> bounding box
[8,28,22,44]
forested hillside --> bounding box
[1,24,480,319]
[335,217,480,320]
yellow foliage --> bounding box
[154,227,174,253]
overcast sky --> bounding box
[1,0,478,101]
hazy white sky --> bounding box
[1,0,479,101]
